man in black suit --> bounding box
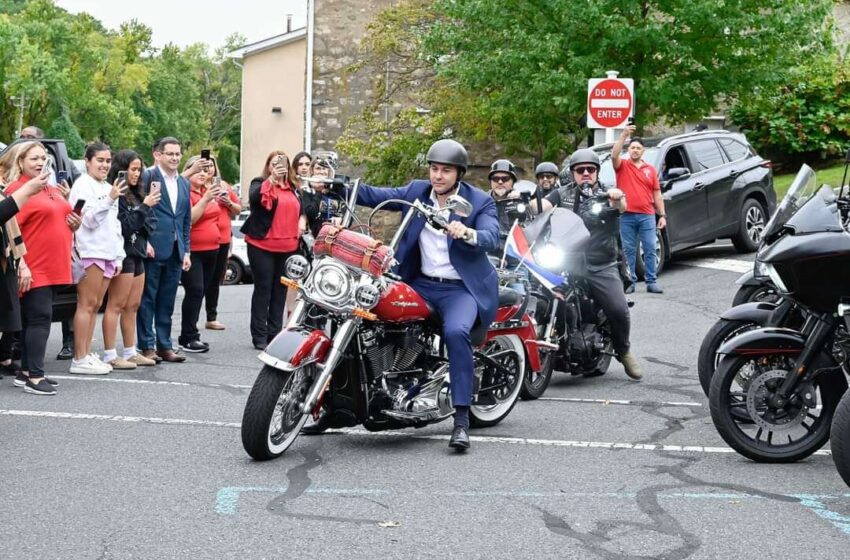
[137,137,192,363]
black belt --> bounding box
[421,274,464,285]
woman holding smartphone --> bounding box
[4,141,81,394]
[69,142,128,375]
[241,151,306,350]
[203,157,241,331]
[178,156,221,352]
[101,150,160,369]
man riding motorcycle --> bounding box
[305,139,500,450]
[488,159,521,243]
[533,149,643,380]
[535,162,559,195]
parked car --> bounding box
[224,218,252,285]
[592,130,776,276]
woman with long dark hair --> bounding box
[203,156,241,331]
[102,149,160,368]
[241,151,306,350]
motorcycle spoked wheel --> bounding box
[471,335,525,428]
[241,364,315,460]
[697,319,761,398]
[830,392,850,488]
[709,354,844,463]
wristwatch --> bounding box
[657,214,666,218]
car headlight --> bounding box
[354,283,381,309]
[764,263,789,293]
[285,255,310,280]
[536,244,565,270]
[312,262,352,304]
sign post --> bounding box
[587,71,634,143]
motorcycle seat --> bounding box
[498,287,523,307]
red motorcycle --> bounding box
[241,178,544,460]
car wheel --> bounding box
[634,229,665,281]
[224,259,243,286]
[732,198,766,253]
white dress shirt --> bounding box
[158,165,179,214]
[418,190,463,280]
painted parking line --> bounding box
[214,485,850,536]
[0,408,831,457]
[677,257,753,274]
[539,397,703,407]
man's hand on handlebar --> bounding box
[446,220,472,240]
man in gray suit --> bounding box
[137,137,192,363]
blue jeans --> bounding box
[620,212,658,285]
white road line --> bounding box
[1,408,829,456]
[678,258,753,274]
[47,375,252,389]
[539,397,703,407]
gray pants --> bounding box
[584,265,631,355]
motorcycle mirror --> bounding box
[446,195,473,218]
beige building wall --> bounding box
[239,38,307,193]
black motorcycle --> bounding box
[832,303,850,488]
[709,164,850,462]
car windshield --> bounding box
[762,164,817,239]
[598,148,661,187]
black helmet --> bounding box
[567,149,601,170]
[535,162,559,177]
[488,159,517,181]
[426,139,468,176]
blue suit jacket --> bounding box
[143,167,192,262]
[356,180,500,326]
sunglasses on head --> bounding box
[491,175,512,184]
[573,166,597,175]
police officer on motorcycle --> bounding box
[533,149,643,380]
[535,162,559,194]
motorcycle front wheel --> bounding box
[241,364,314,460]
[697,318,761,397]
[520,350,553,400]
[709,354,844,463]
[471,335,525,427]
[830,392,850,488]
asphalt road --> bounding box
[2,243,848,559]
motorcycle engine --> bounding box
[360,324,427,378]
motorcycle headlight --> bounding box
[536,244,565,270]
[591,202,604,215]
[354,283,381,309]
[764,263,789,293]
[285,255,310,280]
[516,202,527,215]
[312,262,352,304]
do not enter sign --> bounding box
[587,77,634,129]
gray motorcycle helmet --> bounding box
[560,149,601,183]
[426,139,469,178]
[488,159,518,182]
[535,161,559,177]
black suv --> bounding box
[592,130,776,275]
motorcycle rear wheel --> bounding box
[709,354,844,463]
[471,335,524,427]
[241,365,313,460]
[830,392,850,488]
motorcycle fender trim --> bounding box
[258,328,332,371]
[522,339,546,372]
[717,327,805,356]
[734,270,755,286]
[719,301,778,323]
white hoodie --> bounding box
[69,173,126,263]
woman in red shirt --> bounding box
[240,151,306,350]
[178,156,221,353]
[202,157,241,331]
[4,141,81,395]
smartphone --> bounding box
[56,170,68,184]
[73,199,86,215]
[627,116,635,126]
[151,181,161,191]
[117,170,127,183]
[201,149,211,161]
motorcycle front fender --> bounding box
[735,269,766,286]
[717,327,805,356]
[258,328,332,372]
[719,301,778,324]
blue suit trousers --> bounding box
[137,246,183,351]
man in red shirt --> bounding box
[612,125,667,293]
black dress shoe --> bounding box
[448,426,470,450]
[56,345,74,360]
[253,341,268,351]
[301,411,333,435]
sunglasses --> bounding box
[491,175,512,184]
[573,166,598,175]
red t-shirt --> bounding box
[615,159,660,215]
[245,182,300,253]
[189,187,221,252]
[216,184,240,244]
[6,176,73,289]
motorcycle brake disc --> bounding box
[745,369,809,432]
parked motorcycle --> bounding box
[709,164,850,462]
[831,303,850,488]
[240,177,538,460]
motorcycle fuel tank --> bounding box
[372,281,433,322]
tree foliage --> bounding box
[0,0,243,182]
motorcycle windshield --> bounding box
[762,165,818,239]
[782,184,844,235]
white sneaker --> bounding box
[70,355,111,375]
[90,353,113,372]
